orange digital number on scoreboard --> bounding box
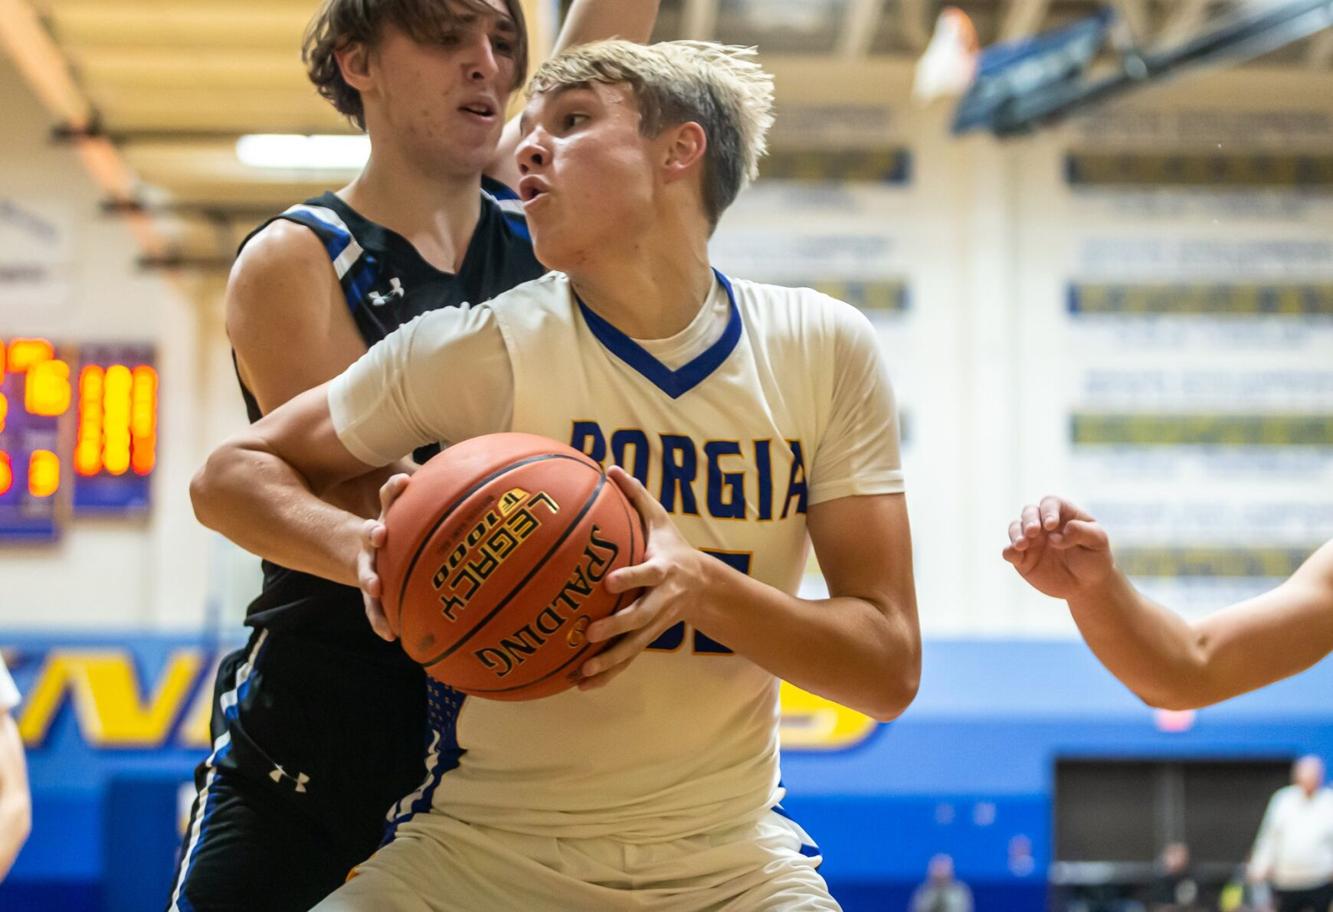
[0,337,159,524]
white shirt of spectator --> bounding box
[1251,785,1333,890]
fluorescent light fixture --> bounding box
[235,134,369,169]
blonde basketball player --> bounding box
[1005,496,1333,710]
[191,40,921,910]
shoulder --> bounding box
[226,218,342,335]
[728,277,874,347]
[233,217,335,284]
[484,271,570,313]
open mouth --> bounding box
[460,101,497,119]
[517,177,548,203]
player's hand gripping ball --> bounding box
[377,433,644,700]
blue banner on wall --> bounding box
[3,634,1332,912]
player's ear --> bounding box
[660,122,708,184]
[336,40,374,92]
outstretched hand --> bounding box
[578,465,710,691]
[1002,495,1115,599]
[357,473,411,642]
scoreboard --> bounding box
[0,338,157,542]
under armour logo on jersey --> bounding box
[368,277,405,306]
[270,764,310,793]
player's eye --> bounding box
[560,112,588,131]
[491,36,515,56]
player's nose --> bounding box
[464,31,501,82]
[516,131,548,174]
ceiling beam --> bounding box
[1000,0,1054,42]
[682,0,717,40]
[837,0,883,58]
[0,0,92,126]
[101,199,285,221]
[0,0,167,257]
[54,126,356,146]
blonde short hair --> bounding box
[529,40,775,228]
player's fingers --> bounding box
[578,661,629,691]
[608,466,667,523]
[586,595,655,642]
[1002,544,1021,566]
[1008,520,1026,549]
[364,596,395,642]
[1038,495,1067,531]
[1052,519,1110,551]
[379,473,411,516]
[1020,504,1042,537]
[605,559,667,594]
[361,518,385,549]
[356,549,382,598]
[1054,496,1095,526]
[580,616,667,679]
[357,548,394,642]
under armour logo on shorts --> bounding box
[270,764,311,793]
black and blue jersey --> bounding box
[234,178,544,646]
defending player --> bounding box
[169,2,658,910]
[1004,496,1333,710]
[191,40,921,910]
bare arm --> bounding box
[585,471,921,721]
[226,220,407,519]
[190,384,383,589]
[1005,496,1333,710]
[486,0,661,187]
[0,710,30,881]
[698,491,921,720]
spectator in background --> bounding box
[1249,756,1333,912]
[911,854,974,912]
[1147,842,1201,911]
[0,651,31,880]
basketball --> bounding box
[378,433,644,701]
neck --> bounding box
[567,218,714,340]
[337,138,483,272]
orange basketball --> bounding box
[378,433,644,701]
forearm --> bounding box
[0,714,29,881]
[556,0,660,51]
[0,791,29,880]
[692,563,920,722]
[191,442,364,587]
[1066,571,1210,709]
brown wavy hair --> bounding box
[304,0,529,131]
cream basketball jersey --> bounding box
[329,270,903,843]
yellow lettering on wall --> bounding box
[779,681,878,751]
[179,656,219,749]
[19,650,204,748]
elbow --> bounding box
[1,789,32,848]
[868,651,921,723]
[1133,686,1208,713]
[1132,634,1213,712]
[189,445,236,532]
[189,460,217,530]
[14,793,31,844]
